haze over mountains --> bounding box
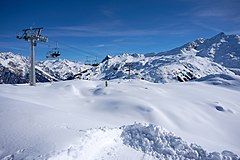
[0,32,239,84]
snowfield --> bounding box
[0,75,240,159]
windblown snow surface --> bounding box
[0,75,240,159]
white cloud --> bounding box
[102,8,114,18]
[195,9,227,17]
[193,22,223,33]
[95,44,106,48]
[47,22,192,38]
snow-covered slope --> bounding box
[0,77,240,159]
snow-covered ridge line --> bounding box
[155,32,240,69]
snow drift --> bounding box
[48,123,239,160]
[0,76,240,159]
[121,123,239,160]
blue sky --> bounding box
[0,0,240,62]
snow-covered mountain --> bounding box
[37,59,91,80]
[77,32,240,82]
[0,52,90,84]
[0,52,56,84]
[196,32,240,69]
[84,50,233,83]
[1,32,239,84]
[154,32,240,73]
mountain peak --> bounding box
[101,55,112,63]
[219,32,225,35]
[213,32,226,39]
[0,52,23,59]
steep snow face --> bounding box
[37,59,90,80]
[85,51,234,83]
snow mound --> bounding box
[48,123,239,160]
[121,123,239,160]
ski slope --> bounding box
[0,75,240,159]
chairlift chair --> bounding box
[46,42,61,58]
[46,49,61,58]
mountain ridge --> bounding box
[0,32,239,84]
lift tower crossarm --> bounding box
[17,27,48,86]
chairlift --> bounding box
[46,49,60,58]
[46,42,61,58]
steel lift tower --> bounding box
[17,27,48,86]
